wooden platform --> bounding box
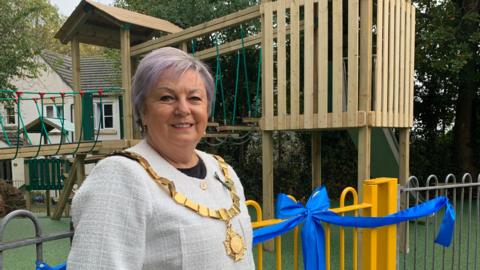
[203,133,239,138]
[216,125,259,132]
[0,139,138,160]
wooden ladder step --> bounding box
[242,117,260,123]
[203,133,239,138]
[216,125,259,132]
[207,122,220,127]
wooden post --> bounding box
[51,155,83,220]
[131,56,142,140]
[358,0,373,193]
[46,190,51,217]
[24,160,31,211]
[72,38,82,141]
[180,42,188,52]
[76,154,86,186]
[399,128,410,253]
[261,0,274,251]
[358,127,371,194]
[358,0,375,259]
[120,25,133,140]
[262,131,274,251]
[311,132,322,189]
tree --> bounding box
[115,0,256,29]
[413,0,479,176]
[0,0,68,92]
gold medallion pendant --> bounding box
[224,224,246,261]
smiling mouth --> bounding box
[171,123,194,128]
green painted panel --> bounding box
[348,128,399,178]
[82,93,94,140]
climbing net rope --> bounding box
[0,88,123,159]
[210,26,262,126]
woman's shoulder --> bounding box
[82,154,153,191]
[94,154,145,175]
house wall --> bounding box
[3,56,123,187]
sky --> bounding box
[49,0,115,16]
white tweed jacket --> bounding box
[67,140,255,270]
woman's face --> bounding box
[142,69,209,153]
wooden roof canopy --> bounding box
[55,0,183,49]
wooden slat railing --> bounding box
[374,0,416,128]
[128,0,415,131]
[260,0,415,131]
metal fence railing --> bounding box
[400,173,480,269]
[0,210,73,270]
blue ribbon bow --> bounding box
[253,186,455,270]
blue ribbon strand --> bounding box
[253,186,455,270]
[35,261,66,270]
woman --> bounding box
[67,47,255,270]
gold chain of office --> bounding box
[112,151,246,262]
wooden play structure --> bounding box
[1,0,416,234]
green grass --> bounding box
[2,199,478,269]
[1,214,70,270]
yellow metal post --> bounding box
[246,200,263,270]
[362,178,397,270]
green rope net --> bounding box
[210,27,261,126]
[0,88,123,158]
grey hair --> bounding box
[132,47,215,129]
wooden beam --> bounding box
[348,0,359,126]
[409,7,416,127]
[374,0,384,126]
[216,125,259,132]
[394,0,401,127]
[76,154,86,187]
[120,27,134,140]
[76,34,120,49]
[261,131,274,250]
[399,129,409,186]
[61,10,92,44]
[51,155,82,220]
[290,0,300,129]
[332,0,343,128]
[203,133,240,138]
[317,0,328,128]
[382,0,390,127]
[358,0,373,197]
[311,132,322,189]
[195,19,308,61]
[0,140,133,160]
[92,7,123,27]
[359,0,373,112]
[131,6,261,56]
[277,0,287,130]
[399,0,406,127]
[24,163,31,210]
[195,35,261,61]
[207,122,220,127]
[398,128,410,252]
[304,0,314,129]
[388,0,395,126]
[404,2,411,128]
[262,2,274,130]
[72,38,82,141]
[242,117,260,123]
[357,126,371,197]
